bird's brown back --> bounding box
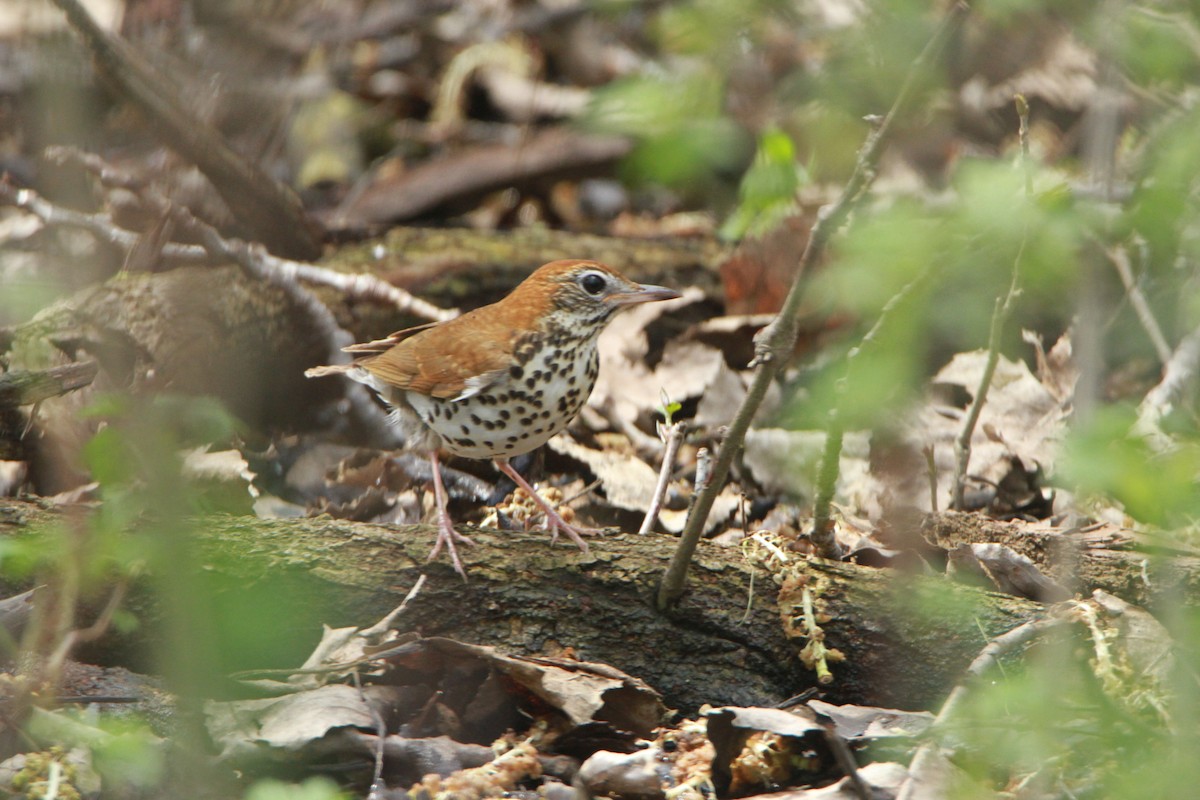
[351,260,605,400]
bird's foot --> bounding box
[427,510,475,579]
[495,460,595,554]
[535,503,598,553]
[426,450,473,579]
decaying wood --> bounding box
[923,512,1200,608]
[330,129,634,230]
[322,225,726,326]
[323,223,725,310]
[0,498,1039,715]
[4,265,357,492]
[0,362,97,409]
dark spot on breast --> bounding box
[567,375,577,386]
[513,334,541,365]
[516,406,527,415]
[499,409,511,420]
[520,416,534,426]
[507,435,519,444]
[557,397,569,413]
[485,420,498,430]
[470,414,482,425]
[510,366,523,379]
[534,426,544,435]
[484,440,494,448]
[525,377,537,390]
[540,410,551,419]
[460,425,470,435]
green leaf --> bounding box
[720,127,808,241]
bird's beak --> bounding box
[609,284,683,306]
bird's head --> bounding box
[509,260,681,332]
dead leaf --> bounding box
[548,434,658,513]
[806,699,933,740]
[206,684,376,763]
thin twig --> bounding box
[896,615,1065,800]
[810,270,931,553]
[44,580,129,686]
[1134,322,1200,450]
[358,574,427,637]
[0,182,210,264]
[638,421,687,535]
[173,206,405,448]
[0,175,452,323]
[656,1,971,611]
[809,419,846,556]
[52,148,460,323]
[1108,245,1172,366]
[352,669,388,800]
[821,721,871,800]
[949,95,1030,510]
[923,444,938,512]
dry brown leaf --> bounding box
[206,684,376,762]
[547,434,658,513]
[898,348,1070,513]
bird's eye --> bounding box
[580,272,607,295]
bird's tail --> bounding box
[304,364,354,378]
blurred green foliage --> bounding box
[720,127,809,240]
[595,1,1200,796]
[243,777,348,800]
[1063,406,1200,526]
[585,71,749,191]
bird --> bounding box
[306,259,681,577]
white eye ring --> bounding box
[579,271,608,295]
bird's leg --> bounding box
[494,458,594,553]
[425,451,473,578]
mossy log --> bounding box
[0,498,1039,715]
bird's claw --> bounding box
[427,510,475,579]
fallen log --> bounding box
[0,498,1040,714]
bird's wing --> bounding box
[354,311,517,400]
[342,321,440,354]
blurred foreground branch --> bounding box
[50,0,321,259]
[950,95,1029,510]
[657,2,972,610]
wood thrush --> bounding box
[306,259,681,576]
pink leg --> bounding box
[494,459,593,553]
[426,451,473,578]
